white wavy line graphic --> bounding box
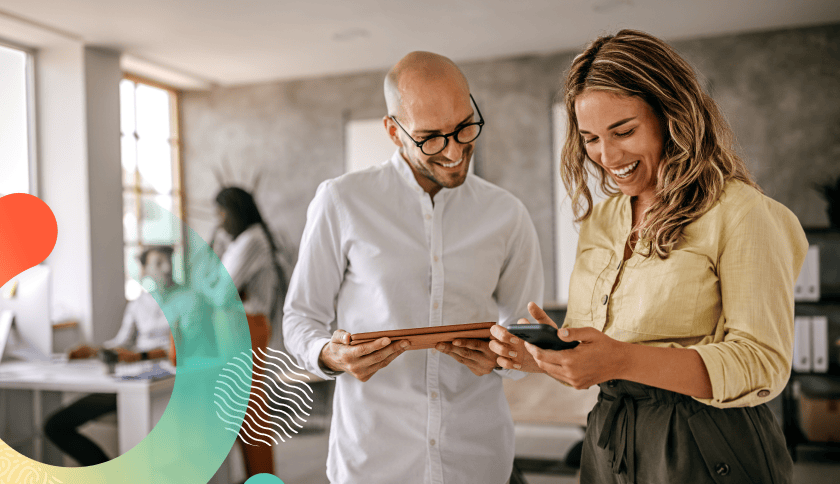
[213,348,316,446]
[260,347,310,379]
[264,346,307,371]
[252,351,313,401]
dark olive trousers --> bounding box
[581,380,792,484]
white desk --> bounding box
[0,359,174,460]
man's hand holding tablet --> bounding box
[319,329,411,382]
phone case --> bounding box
[507,324,579,351]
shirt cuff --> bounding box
[689,345,777,408]
[307,336,343,380]
[494,367,527,380]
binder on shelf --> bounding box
[811,315,829,373]
[794,245,820,302]
[793,316,812,372]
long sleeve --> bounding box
[103,301,137,349]
[691,197,808,407]
[282,180,347,380]
[495,200,544,380]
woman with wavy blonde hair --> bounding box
[491,30,807,483]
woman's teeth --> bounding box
[611,161,639,178]
[440,158,462,168]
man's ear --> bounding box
[383,116,403,148]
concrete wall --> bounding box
[182,23,840,302]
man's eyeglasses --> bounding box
[390,94,484,156]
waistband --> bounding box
[594,380,698,484]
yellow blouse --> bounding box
[563,180,808,408]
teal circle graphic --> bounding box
[0,204,257,483]
[245,473,285,484]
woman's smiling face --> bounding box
[575,90,665,208]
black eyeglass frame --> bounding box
[389,94,485,156]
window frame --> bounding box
[120,73,187,297]
[0,37,38,196]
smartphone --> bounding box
[506,324,579,351]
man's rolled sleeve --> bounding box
[691,200,807,408]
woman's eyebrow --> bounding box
[579,117,637,134]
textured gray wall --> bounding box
[181,23,840,302]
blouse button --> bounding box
[429,439,436,446]
[433,302,439,309]
[425,214,431,220]
[602,295,609,305]
[757,389,770,398]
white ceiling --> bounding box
[1,0,839,88]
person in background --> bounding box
[490,29,807,483]
[283,51,544,484]
[207,186,286,478]
[44,246,177,466]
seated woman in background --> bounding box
[208,186,287,478]
[45,246,176,466]
[491,29,807,483]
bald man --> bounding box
[283,52,543,484]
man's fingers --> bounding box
[331,329,351,345]
[368,343,407,373]
[353,336,392,357]
[527,302,558,329]
[365,340,408,363]
[452,338,490,352]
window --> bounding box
[345,119,396,173]
[119,76,185,300]
[0,43,34,196]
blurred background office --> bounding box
[1,1,839,483]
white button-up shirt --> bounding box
[283,150,544,484]
[104,291,171,352]
[219,224,279,318]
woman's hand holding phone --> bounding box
[489,302,562,373]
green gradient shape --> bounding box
[245,474,285,484]
[0,203,252,484]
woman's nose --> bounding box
[598,140,622,166]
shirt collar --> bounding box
[389,149,461,201]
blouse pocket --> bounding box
[566,248,614,322]
[616,250,713,338]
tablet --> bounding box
[350,322,495,350]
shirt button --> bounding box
[425,214,431,220]
[433,255,439,262]
[758,389,770,398]
[433,302,439,309]
[602,295,609,305]
[430,392,438,399]
[715,463,730,476]
[430,439,436,446]
[607,380,618,388]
